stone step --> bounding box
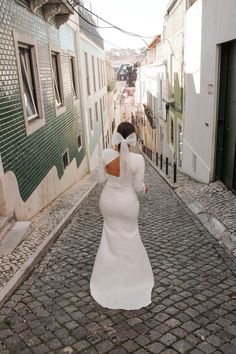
[0,222,31,257]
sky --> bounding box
[86,0,170,50]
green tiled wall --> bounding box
[0,0,85,201]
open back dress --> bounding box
[90,148,154,310]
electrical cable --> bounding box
[65,0,114,28]
[68,18,124,49]
[66,0,154,44]
[77,1,155,39]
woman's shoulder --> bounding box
[102,148,118,156]
[102,148,119,163]
[130,152,144,166]
[130,152,144,161]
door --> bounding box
[216,41,236,192]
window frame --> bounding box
[100,58,104,87]
[62,149,70,170]
[97,57,101,89]
[103,95,105,112]
[91,55,96,92]
[100,98,103,124]
[77,134,82,151]
[84,51,91,96]
[95,101,99,122]
[13,31,45,135]
[69,51,79,103]
[89,107,93,132]
[49,44,66,116]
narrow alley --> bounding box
[0,161,236,354]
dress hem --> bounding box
[90,286,153,310]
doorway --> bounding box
[216,40,236,193]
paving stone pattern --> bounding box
[147,153,236,236]
[0,162,236,353]
[0,172,96,288]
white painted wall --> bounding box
[0,157,88,220]
[79,33,107,169]
[183,0,236,183]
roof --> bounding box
[147,35,161,49]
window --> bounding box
[92,55,96,92]
[95,102,99,122]
[77,134,82,150]
[70,55,78,99]
[100,98,103,124]
[100,59,104,87]
[157,75,162,111]
[19,45,38,121]
[187,0,197,9]
[97,57,101,89]
[112,119,115,133]
[89,107,93,131]
[85,52,90,95]
[102,60,106,86]
[63,150,69,169]
[51,51,64,109]
[14,32,45,135]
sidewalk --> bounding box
[143,150,236,259]
[0,171,97,307]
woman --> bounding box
[90,122,154,310]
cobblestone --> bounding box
[146,153,236,255]
[0,162,236,353]
[0,172,97,289]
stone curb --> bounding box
[142,151,236,257]
[0,181,97,309]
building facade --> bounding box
[0,0,87,220]
[135,0,185,167]
[78,5,108,170]
[183,0,236,193]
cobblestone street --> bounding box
[0,162,236,354]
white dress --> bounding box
[90,148,154,310]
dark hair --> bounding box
[116,122,135,151]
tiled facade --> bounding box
[0,0,85,206]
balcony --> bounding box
[143,104,156,129]
[28,0,74,28]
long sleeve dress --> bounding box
[90,148,154,310]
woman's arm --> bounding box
[132,155,146,193]
[97,153,107,184]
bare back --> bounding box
[105,156,120,177]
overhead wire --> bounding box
[68,18,124,49]
[77,1,155,40]
[65,0,155,45]
[65,0,114,28]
